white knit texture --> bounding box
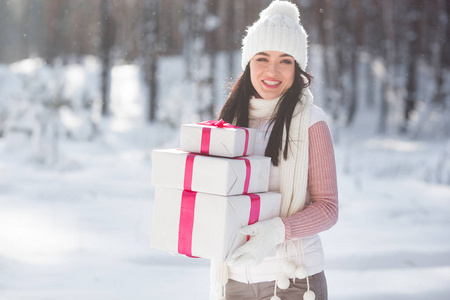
[210,260,229,299]
[279,89,313,217]
[241,0,308,70]
[260,0,299,23]
[247,89,313,217]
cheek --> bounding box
[250,72,257,90]
[249,63,260,87]
[284,68,295,87]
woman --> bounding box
[211,1,338,300]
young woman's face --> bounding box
[249,51,295,100]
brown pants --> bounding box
[226,271,328,300]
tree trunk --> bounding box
[45,0,61,65]
[401,0,423,134]
[183,0,195,80]
[205,0,219,118]
[434,0,450,108]
[226,0,236,80]
[441,0,450,137]
[347,0,364,125]
[100,0,116,117]
[188,0,218,121]
[141,0,160,123]
[379,0,395,134]
[364,0,380,108]
[318,0,340,121]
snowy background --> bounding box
[1,50,449,300]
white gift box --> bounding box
[151,149,271,196]
[150,187,281,260]
[180,121,256,158]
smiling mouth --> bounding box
[262,80,281,88]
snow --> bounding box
[0,54,450,300]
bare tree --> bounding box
[318,0,342,123]
[436,0,450,136]
[140,0,160,122]
[225,0,236,80]
[363,0,381,108]
[100,0,116,117]
[204,0,220,117]
[186,0,220,120]
[347,0,364,125]
[182,0,195,79]
[45,0,64,65]
[379,0,395,134]
[401,0,424,134]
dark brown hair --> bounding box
[218,62,312,166]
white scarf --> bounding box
[211,88,314,300]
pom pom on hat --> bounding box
[260,0,300,23]
[241,0,308,70]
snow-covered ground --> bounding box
[1,56,449,300]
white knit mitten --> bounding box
[229,217,285,266]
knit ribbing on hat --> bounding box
[241,1,308,70]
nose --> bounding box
[267,61,278,76]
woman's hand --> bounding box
[228,217,286,266]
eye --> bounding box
[256,57,268,62]
[281,59,293,64]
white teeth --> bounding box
[263,80,280,86]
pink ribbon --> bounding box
[178,153,252,257]
[178,190,197,257]
[178,154,198,257]
[200,127,211,155]
[246,194,261,241]
[184,154,196,191]
[237,157,251,194]
[185,153,252,195]
[248,194,261,225]
[198,119,249,156]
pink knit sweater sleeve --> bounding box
[282,121,339,240]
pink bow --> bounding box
[198,119,234,128]
[197,120,249,156]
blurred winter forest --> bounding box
[0,0,450,180]
[1,1,450,299]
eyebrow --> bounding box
[256,52,293,58]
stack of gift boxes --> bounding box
[150,120,281,260]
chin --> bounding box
[262,93,282,100]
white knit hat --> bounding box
[241,0,308,71]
